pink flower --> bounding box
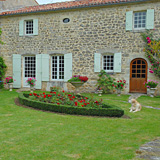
[149,70,154,73]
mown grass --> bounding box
[0,90,159,160]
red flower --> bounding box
[58,94,60,96]
[53,92,56,94]
[114,86,117,88]
[43,92,45,94]
[57,103,60,105]
[75,102,78,106]
[62,90,65,92]
[68,94,72,96]
[44,95,46,98]
[120,80,122,82]
[121,84,123,87]
[84,103,87,105]
[117,81,119,83]
[29,93,32,96]
[72,96,75,98]
[85,97,88,99]
[82,105,84,107]
[94,101,98,103]
[79,76,88,82]
[70,98,72,101]
[112,84,114,86]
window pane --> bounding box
[24,56,36,77]
[103,55,114,71]
[52,56,64,80]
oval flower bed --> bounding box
[18,91,124,117]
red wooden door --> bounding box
[130,58,147,93]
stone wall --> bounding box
[0,1,160,94]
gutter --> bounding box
[0,0,155,17]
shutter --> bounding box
[33,19,38,35]
[19,20,24,36]
[114,53,121,73]
[94,53,101,72]
[64,53,72,82]
[126,11,133,31]
[146,9,154,29]
[13,54,21,88]
[35,54,42,89]
[41,54,49,81]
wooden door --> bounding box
[130,58,147,93]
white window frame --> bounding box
[23,56,36,78]
[25,20,34,36]
[133,11,147,30]
[102,54,114,72]
[51,55,64,81]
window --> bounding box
[51,55,64,80]
[103,55,114,72]
[126,9,154,31]
[25,20,33,35]
[19,19,38,36]
[63,18,70,23]
[134,12,146,29]
[24,56,36,77]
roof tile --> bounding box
[0,0,149,16]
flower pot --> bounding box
[149,88,157,97]
[30,85,34,93]
[70,82,84,88]
[116,89,121,96]
[8,83,13,91]
[70,82,84,94]
[97,89,103,96]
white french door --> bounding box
[23,56,36,87]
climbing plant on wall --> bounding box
[0,28,4,45]
[141,30,160,78]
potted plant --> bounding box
[112,80,126,96]
[68,75,88,88]
[5,76,14,91]
[144,80,158,97]
[26,77,36,92]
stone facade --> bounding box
[0,1,160,94]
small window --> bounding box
[63,18,70,23]
[103,55,114,72]
[134,11,146,29]
[25,20,33,35]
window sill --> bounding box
[128,29,147,33]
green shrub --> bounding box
[0,57,7,89]
[19,93,124,117]
[96,70,115,93]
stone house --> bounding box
[0,0,160,94]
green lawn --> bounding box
[0,90,160,160]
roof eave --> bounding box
[0,0,154,17]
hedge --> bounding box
[18,93,124,117]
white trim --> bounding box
[102,54,114,72]
[25,20,34,36]
[133,11,146,30]
[51,55,64,81]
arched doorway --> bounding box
[130,58,147,93]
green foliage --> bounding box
[141,30,160,78]
[0,57,7,88]
[19,93,124,117]
[0,28,4,45]
[97,70,115,93]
